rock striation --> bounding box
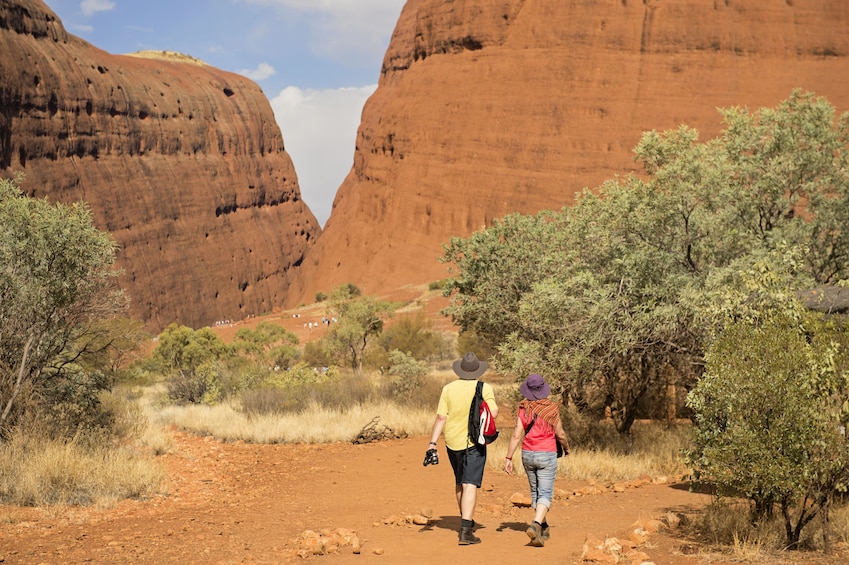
[0,0,319,331]
[285,0,849,306]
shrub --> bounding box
[166,361,223,405]
[384,350,429,403]
[0,176,127,440]
[0,429,163,506]
[687,315,849,549]
[380,312,453,362]
[232,322,300,370]
[302,339,334,368]
[560,404,620,451]
[148,325,235,404]
[241,367,371,416]
[455,330,496,360]
[428,279,448,291]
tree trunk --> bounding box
[1,334,35,428]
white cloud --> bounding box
[269,84,376,226]
[238,62,276,81]
[237,0,405,65]
[80,0,116,16]
[69,23,94,33]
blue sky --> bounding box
[46,0,407,226]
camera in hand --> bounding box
[423,448,439,466]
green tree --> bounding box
[441,210,565,346]
[441,91,849,434]
[385,350,430,402]
[233,322,300,370]
[686,255,849,550]
[379,312,451,363]
[149,324,234,404]
[324,285,395,374]
[0,177,127,439]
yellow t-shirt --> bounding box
[437,379,498,451]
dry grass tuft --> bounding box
[125,50,208,66]
[685,497,849,559]
[151,399,433,444]
[486,421,691,480]
[0,431,164,507]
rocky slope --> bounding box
[285,0,849,306]
[0,0,319,330]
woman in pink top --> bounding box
[504,373,570,547]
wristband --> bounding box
[429,441,437,446]
[505,456,512,460]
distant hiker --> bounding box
[425,352,499,545]
[504,373,570,547]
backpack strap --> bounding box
[524,413,537,435]
[467,380,484,445]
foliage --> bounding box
[87,317,150,381]
[456,330,496,360]
[428,279,448,291]
[384,350,429,403]
[686,256,849,550]
[148,324,235,404]
[0,176,127,440]
[0,424,163,506]
[441,210,566,347]
[322,285,395,373]
[379,312,452,363]
[262,362,339,389]
[302,339,334,368]
[386,350,429,380]
[441,91,849,434]
[232,322,300,369]
[240,364,363,416]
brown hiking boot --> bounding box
[458,526,481,545]
[526,522,544,547]
[540,523,550,540]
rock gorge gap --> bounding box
[0,0,319,331]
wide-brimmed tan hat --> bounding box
[452,352,488,380]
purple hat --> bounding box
[453,352,488,380]
[520,373,550,400]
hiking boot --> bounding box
[526,522,544,547]
[540,523,550,541]
[458,526,481,545]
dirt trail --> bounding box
[0,430,746,564]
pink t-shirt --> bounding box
[519,406,557,453]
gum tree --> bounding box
[0,176,126,438]
[441,91,849,434]
[324,285,395,374]
[687,253,849,550]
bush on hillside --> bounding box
[380,312,453,363]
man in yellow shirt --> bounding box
[426,352,499,545]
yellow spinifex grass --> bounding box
[150,399,434,444]
[486,421,692,481]
[0,432,164,507]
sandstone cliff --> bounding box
[285,0,849,306]
[0,0,319,331]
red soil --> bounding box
[2,431,846,564]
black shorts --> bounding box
[446,445,487,487]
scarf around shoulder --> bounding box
[519,398,560,428]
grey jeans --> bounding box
[521,450,558,509]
